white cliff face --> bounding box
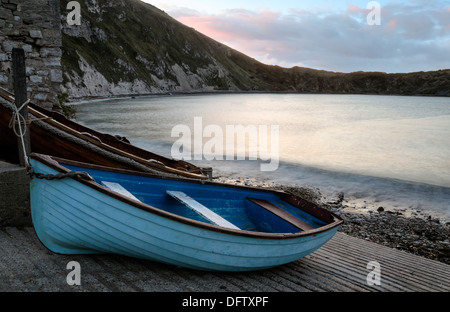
[64,51,232,99]
[62,43,235,99]
[63,48,237,99]
[60,0,244,100]
[64,53,157,98]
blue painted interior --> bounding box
[64,164,327,233]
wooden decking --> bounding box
[0,227,448,292]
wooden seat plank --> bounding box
[247,198,315,231]
[167,190,240,230]
[102,181,141,202]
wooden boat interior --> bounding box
[58,160,332,235]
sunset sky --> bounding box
[144,0,450,73]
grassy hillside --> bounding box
[60,0,450,98]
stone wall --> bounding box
[0,0,62,109]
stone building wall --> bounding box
[0,0,62,109]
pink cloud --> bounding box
[235,10,279,22]
[348,4,363,13]
[178,16,236,40]
[169,4,450,73]
[177,9,283,43]
[389,19,397,29]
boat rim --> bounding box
[29,153,343,240]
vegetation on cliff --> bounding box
[60,0,450,98]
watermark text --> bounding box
[366,261,381,286]
[367,1,381,25]
[171,117,279,171]
[67,1,81,26]
[66,261,81,286]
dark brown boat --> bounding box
[0,88,211,179]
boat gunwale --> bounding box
[29,153,343,240]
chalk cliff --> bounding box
[60,0,450,100]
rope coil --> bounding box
[7,98,96,182]
[9,99,31,169]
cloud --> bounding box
[169,2,450,73]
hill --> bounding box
[60,0,450,99]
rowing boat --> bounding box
[29,153,343,271]
[0,88,210,179]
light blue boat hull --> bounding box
[30,155,342,272]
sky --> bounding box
[143,0,450,73]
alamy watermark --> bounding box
[66,1,81,26]
[171,117,280,172]
[64,1,380,27]
[367,1,381,26]
[66,261,81,286]
[366,261,381,286]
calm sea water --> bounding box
[73,94,450,220]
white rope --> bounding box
[9,99,31,168]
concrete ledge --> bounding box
[0,161,31,228]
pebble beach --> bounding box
[214,173,450,265]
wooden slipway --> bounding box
[0,227,448,292]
